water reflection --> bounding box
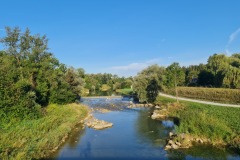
[67,124,86,148]
[49,98,240,160]
[162,120,175,128]
[135,108,174,148]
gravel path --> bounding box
[159,93,240,108]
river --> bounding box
[49,98,240,160]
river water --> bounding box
[50,98,240,160]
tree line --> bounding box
[0,27,87,124]
[84,73,132,95]
[0,27,132,125]
[133,53,240,103]
[1,27,239,124]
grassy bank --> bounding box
[156,96,240,151]
[164,87,240,104]
[116,88,133,95]
[0,103,88,159]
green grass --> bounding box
[116,88,133,95]
[0,103,88,160]
[156,96,240,150]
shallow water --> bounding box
[49,98,240,160]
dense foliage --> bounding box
[0,27,84,125]
[84,73,133,95]
[185,53,240,88]
[133,65,165,102]
[132,53,240,103]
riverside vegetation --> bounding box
[1,26,240,159]
[154,96,240,152]
[0,27,90,159]
[0,104,88,159]
[0,27,134,159]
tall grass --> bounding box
[0,103,88,159]
[156,96,240,150]
[164,87,240,104]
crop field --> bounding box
[164,87,240,104]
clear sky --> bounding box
[0,0,240,77]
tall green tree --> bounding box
[222,66,240,89]
[207,54,229,87]
[0,27,84,124]
[165,62,185,102]
[133,65,165,103]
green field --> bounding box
[116,88,133,95]
[156,96,240,151]
[0,103,88,160]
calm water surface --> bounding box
[50,98,240,160]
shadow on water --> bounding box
[48,98,240,160]
[135,108,174,148]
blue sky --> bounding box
[0,0,240,77]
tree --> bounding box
[146,79,160,103]
[100,84,111,91]
[207,54,229,76]
[207,54,229,87]
[133,75,148,102]
[230,53,240,68]
[198,70,214,87]
[77,68,85,78]
[65,67,84,100]
[222,66,240,89]
[0,27,84,123]
[166,62,185,102]
[133,65,165,103]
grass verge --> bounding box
[155,96,240,151]
[0,103,88,160]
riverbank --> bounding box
[155,96,240,153]
[0,103,88,160]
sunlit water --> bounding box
[49,98,240,160]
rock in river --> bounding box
[151,109,167,120]
[84,114,113,130]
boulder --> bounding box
[171,143,179,149]
[155,105,161,109]
[84,115,113,130]
[164,145,172,150]
[151,110,167,120]
[148,104,154,107]
[175,142,181,146]
[92,121,113,130]
[169,132,174,137]
[168,140,174,145]
[197,138,204,144]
